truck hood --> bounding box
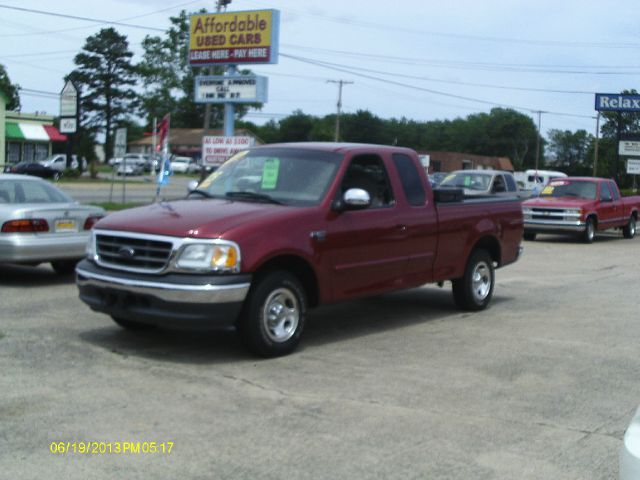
[523,197,593,209]
[94,199,298,238]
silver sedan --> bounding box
[0,174,105,274]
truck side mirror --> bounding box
[187,180,199,193]
[332,188,371,212]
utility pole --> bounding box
[328,79,353,142]
[593,112,600,176]
[203,0,230,136]
[534,110,544,171]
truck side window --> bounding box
[341,154,394,208]
[392,153,426,206]
[609,181,620,200]
[492,175,506,193]
[504,174,517,192]
[600,183,612,201]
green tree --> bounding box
[69,27,138,161]
[0,64,21,110]
[546,129,594,175]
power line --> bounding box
[243,1,640,49]
[282,44,640,75]
[0,0,202,38]
[0,4,165,32]
[281,53,596,120]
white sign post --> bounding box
[202,136,254,168]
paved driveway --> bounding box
[1,234,638,479]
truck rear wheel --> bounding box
[237,271,307,357]
[623,215,636,239]
[452,249,494,311]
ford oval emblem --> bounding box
[118,246,136,258]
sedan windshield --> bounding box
[439,172,492,191]
[540,180,597,200]
[196,148,342,206]
[0,179,72,204]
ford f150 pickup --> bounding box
[522,177,640,243]
[76,143,523,356]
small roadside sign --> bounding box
[114,128,127,157]
[619,141,640,156]
[626,159,640,175]
[59,118,77,134]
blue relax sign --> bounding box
[595,93,640,112]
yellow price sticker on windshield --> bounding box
[541,186,554,195]
[261,158,280,189]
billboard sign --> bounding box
[195,75,268,103]
[189,9,280,66]
[626,159,640,175]
[619,140,640,156]
[202,135,254,167]
[595,93,640,112]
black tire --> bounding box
[111,316,154,331]
[452,249,495,311]
[237,271,307,357]
[51,259,78,275]
[582,217,596,243]
[623,215,636,239]
[523,232,536,241]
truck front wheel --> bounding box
[237,271,307,357]
[452,249,494,311]
[582,217,596,243]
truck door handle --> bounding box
[396,224,407,232]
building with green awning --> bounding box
[4,112,67,166]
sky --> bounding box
[0,0,638,139]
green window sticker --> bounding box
[261,158,280,189]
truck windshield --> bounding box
[540,180,597,200]
[196,148,342,206]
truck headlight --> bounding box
[176,241,240,272]
[86,231,96,260]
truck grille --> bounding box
[95,234,174,272]
[529,208,567,221]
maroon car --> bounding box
[76,143,523,356]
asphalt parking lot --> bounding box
[2,233,639,479]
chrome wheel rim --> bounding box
[471,261,492,302]
[587,222,594,240]
[262,288,299,343]
[631,219,636,236]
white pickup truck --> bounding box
[39,154,81,171]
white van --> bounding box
[522,169,567,192]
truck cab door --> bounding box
[321,153,408,301]
[598,182,618,228]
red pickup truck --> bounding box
[76,143,523,356]
[522,177,640,243]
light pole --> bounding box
[328,79,353,142]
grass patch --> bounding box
[90,201,147,211]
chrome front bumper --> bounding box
[76,265,250,304]
[524,219,586,232]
